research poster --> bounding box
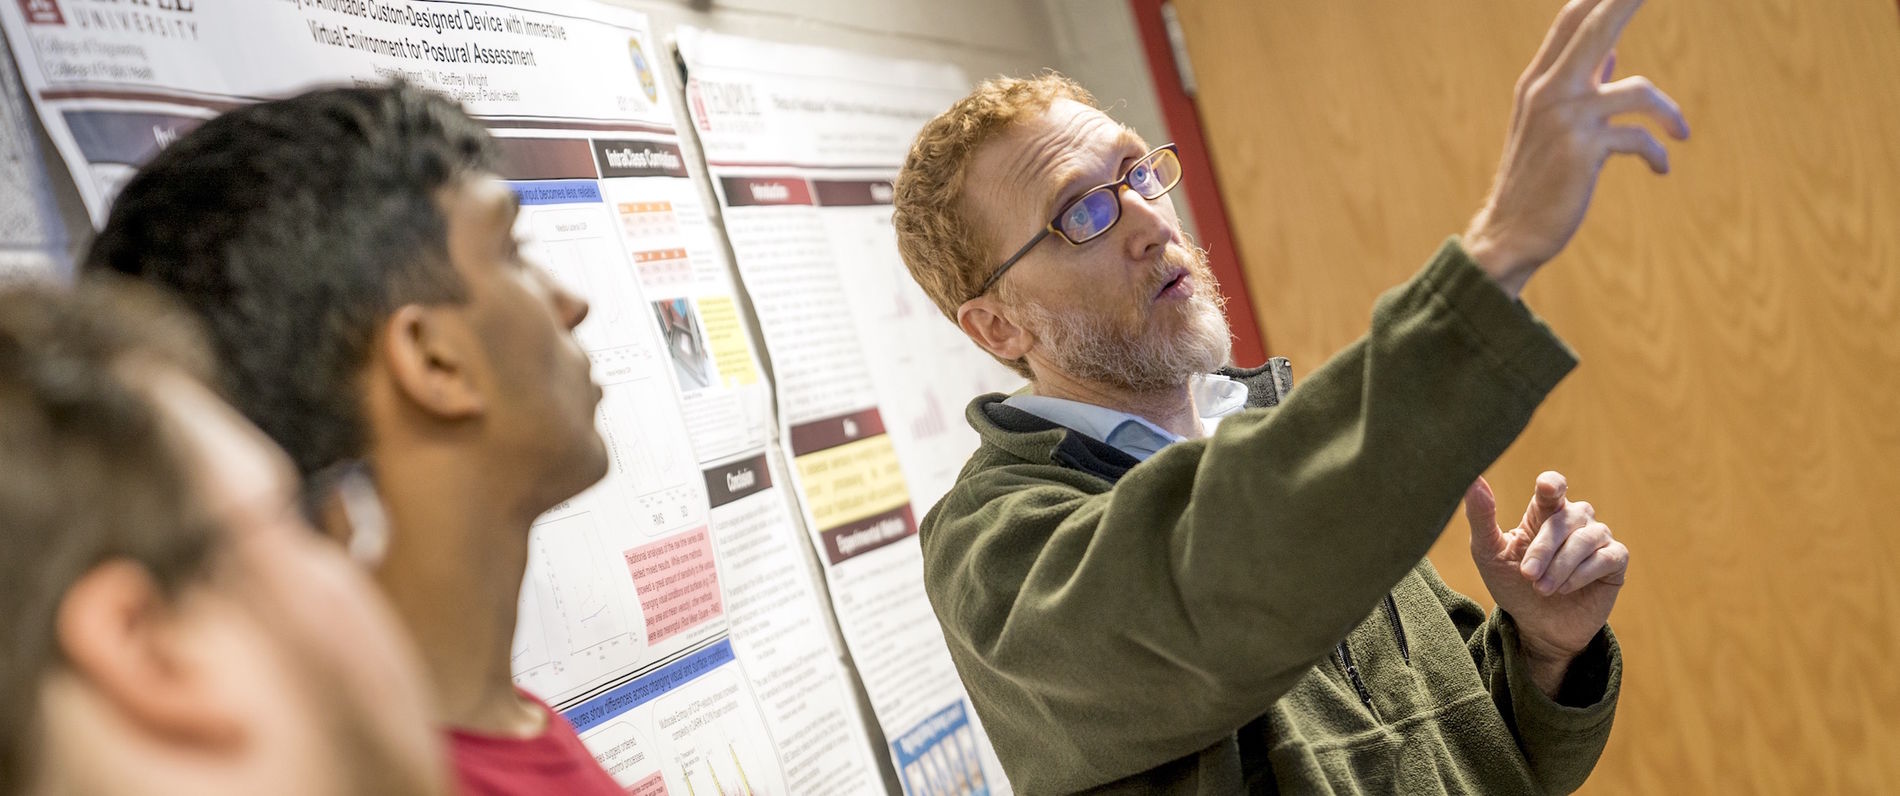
[0,2,888,792]
[678,27,1019,795]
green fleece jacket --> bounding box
[919,239,1621,794]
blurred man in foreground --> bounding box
[896,0,1679,791]
[86,84,623,795]
[0,280,446,796]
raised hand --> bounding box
[1463,0,1690,297]
[1464,472,1630,697]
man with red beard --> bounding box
[893,0,1683,793]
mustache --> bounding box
[1148,242,1224,306]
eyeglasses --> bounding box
[972,143,1183,299]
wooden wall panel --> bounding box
[1172,1,1900,792]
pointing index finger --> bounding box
[1554,0,1645,90]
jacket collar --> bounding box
[968,357,1294,483]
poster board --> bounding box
[677,27,1020,795]
[0,2,1012,793]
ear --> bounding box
[956,296,1035,364]
[378,304,485,420]
[56,560,245,749]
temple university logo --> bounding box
[18,0,63,25]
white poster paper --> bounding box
[677,27,1019,795]
[0,2,884,789]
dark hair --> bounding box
[0,278,221,795]
[84,82,499,479]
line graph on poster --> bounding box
[513,511,640,689]
[597,377,703,537]
[524,201,657,358]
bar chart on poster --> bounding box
[0,1,1020,793]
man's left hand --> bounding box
[1463,472,1629,697]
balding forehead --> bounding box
[1026,114,1140,211]
[1039,129,1148,210]
[998,103,1135,171]
[962,101,1149,261]
[991,103,1147,208]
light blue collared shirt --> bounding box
[1004,374,1251,462]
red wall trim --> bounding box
[1128,0,1268,366]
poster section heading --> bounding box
[703,453,774,509]
[718,175,895,208]
[564,638,734,735]
[454,137,690,183]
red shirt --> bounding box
[449,690,623,796]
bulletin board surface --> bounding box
[0,2,1019,794]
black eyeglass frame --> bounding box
[970,143,1183,300]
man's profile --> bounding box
[894,0,1676,792]
[86,83,623,795]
